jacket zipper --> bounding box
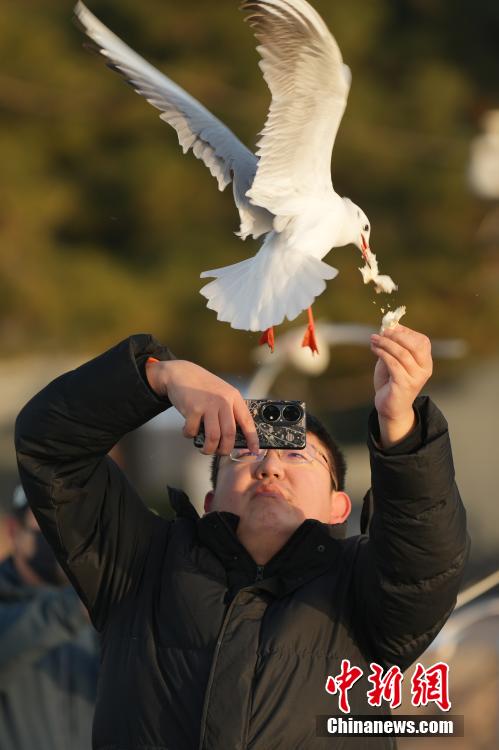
[216,514,267,584]
[198,569,266,749]
[198,593,242,750]
[198,518,266,748]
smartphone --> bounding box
[193,399,306,450]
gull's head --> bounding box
[343,198,371,254]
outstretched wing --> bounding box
[74,2,273,239]
[242,0,351,217]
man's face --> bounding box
[205,432,350,535]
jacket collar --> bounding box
[167,486,344,598]
[167,485,347,538]
[167,486,200,521]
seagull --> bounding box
[74,0,396,353]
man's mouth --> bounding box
[252,484,287,501]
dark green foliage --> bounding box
[1,0,498,372]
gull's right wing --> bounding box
[242,0,352,218]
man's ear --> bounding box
[204,491,215,514]
[329,491,351,524]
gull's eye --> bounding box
[363,224,369,232]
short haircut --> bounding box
[210,412,347,491]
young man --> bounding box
[0,486,99,750]
[15,325,469,750]
[205,413,351,567]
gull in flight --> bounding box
[75,0,396,353]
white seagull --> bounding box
[74,0,396,353]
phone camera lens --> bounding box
[261,404,281,422]
[282,405,303,423]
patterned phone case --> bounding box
[194,399,306,449]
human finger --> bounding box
[370,341,407,381]
[183,411,202,439]
[381,326,432,371]
[371,334,420,378]
[217,403,237,455]
[233,396,259,453]
[200,409,221,455]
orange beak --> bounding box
[361,234,369,252]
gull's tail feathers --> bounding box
[199,234,338,332]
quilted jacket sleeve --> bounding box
[353,396,470,671]
[14,334,175,631]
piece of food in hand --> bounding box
[380,306,407,333]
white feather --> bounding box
[74,1,273,240]
[242,0,351,217]
[75,0,395,334]
[200,232,338,331]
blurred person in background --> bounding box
[0,511,11,562]
[14,326,469,749]
[0,485,99,750]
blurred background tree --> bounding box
[0,0,498,377]
[1,6,497,736]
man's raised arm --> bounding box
[14,335,176,628]
[15,334,257,630]
[354,325,470,670]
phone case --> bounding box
[194,399,306,449]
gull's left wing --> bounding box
[74,2,273,240]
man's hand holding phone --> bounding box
[145,359,259,455]
[194,400,306,450]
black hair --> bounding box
[210,411,347,491]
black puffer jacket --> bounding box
[15,335,469,750]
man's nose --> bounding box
[254,451,285,478]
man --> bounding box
[15,325,469,749]
[0,486,99,750]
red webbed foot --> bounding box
[259,327,275,353]
[301,307,319,354]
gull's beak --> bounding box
[360,234,369,253]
